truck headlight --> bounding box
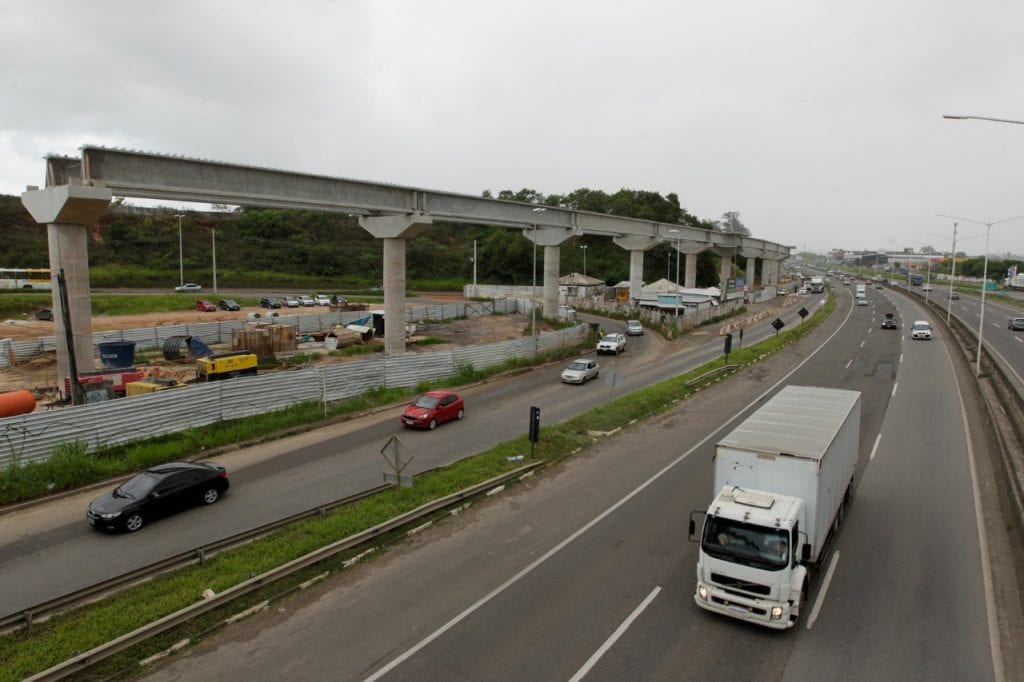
[697,585,709,601]
[770,606,784,620]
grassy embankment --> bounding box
[0,292,834,681]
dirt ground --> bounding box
[0,295,535,402]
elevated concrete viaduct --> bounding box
[21,147,791,398]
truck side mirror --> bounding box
[688,519,695,536]
[801,543,811,563]
[688,511,705,542]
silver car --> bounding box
[561,358,600,384]
[625,320,644,335]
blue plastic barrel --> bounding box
[97,341,136,368]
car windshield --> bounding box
[567,361,587,371]
[913,322,930,331]
[414,395,440,409]
[701,516,790,571]
[601,335,619,342]
[115,472,160,499]
[628,320,640,326]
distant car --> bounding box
[625,320,644,336]
[401,390,464,430]
[34,308,54,321]
[922,284,933,292]
[1009,317,1024,331]
[798,287,808,295]
[856,295,868,306]
[195,299,217,312]
[842,280,850,286]
[314,294,331,306]
[260,297,282,309]
[174,283,202,293]
[911,320,933,340]
[561,358,600,384]
[330,294,348,306]
[950,292,959,300]
[282,296,300,308]
[218,299,241,311]
[297,295,315,307]
[596,333,627,355]
[86,461,229,533]
[881,313,897,329]
[874,283,883,289]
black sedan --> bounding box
[87,461,229,532]
[260,297,282,309]
[34,308,54,321]
[218,299,241,311]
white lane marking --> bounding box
[870,433,882,460]
[891,382,898,398]
[844,359,852,369]
[569,586,662,681]
[364,297,860,681]
[859,340,865,348]
[900,353,904,364]
[868,327,873,334]
[1016,337,1023,343]
[806,550,840,629]
[993,322,1002,328]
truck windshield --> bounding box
[701,516,790,571]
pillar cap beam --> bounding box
[21,184,111,225]
[359,213,432,239]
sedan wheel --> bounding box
[124,513,144,532]
[457,408,465,420]
[428,419,437,430]
[202,488,220,505]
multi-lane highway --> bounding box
[138,285,1004,681]
[0,297,817,617]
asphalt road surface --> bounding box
[139,288,1006,681]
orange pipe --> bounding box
[0,390,37,418]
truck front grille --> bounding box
[711,572,771,596]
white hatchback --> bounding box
[911,320,932,340]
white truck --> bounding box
[809,276,824,293]
[690,385,860,629]
[855,283,866,297]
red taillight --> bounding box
[219,469,228,478]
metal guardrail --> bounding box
[0,483,393,634]
[22,462,543,681]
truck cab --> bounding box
[692,487,808,628]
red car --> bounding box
[196,300,217,312]
[401,390,465,430]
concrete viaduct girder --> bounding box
[22,147,791,382]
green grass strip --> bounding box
[0,295,834,679]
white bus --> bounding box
[0,267,53,290]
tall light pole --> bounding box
[938,213,1024,376]
[211,227,218,293]
[530,207,546,351]
[472,240,477,298]
[928,222,963,325]
[943,114,1024,125]
[580,244,588,279]
[669,229,681,318]
[174,214,185,287]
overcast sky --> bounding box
[3,1,1024,258]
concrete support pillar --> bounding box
[381,238,408,356]
[612,236,658,304]
[628,250,644,303]
[685,252,698,289]
[48,224,96,385]
[543,245,560,319]
[359,214,432,356]
[22,184,111,401]
[745,257,757,294]
[719,254,732,291]
[761,258,771,290]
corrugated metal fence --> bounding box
[0,322,586,466]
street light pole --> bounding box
[212,228,218,293]
[947,223,957,326]
[174,214,185,287]
[580,244,587,279]
[943,114,1024,125]
[530,207,546,353]
[938,213,1024,376]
